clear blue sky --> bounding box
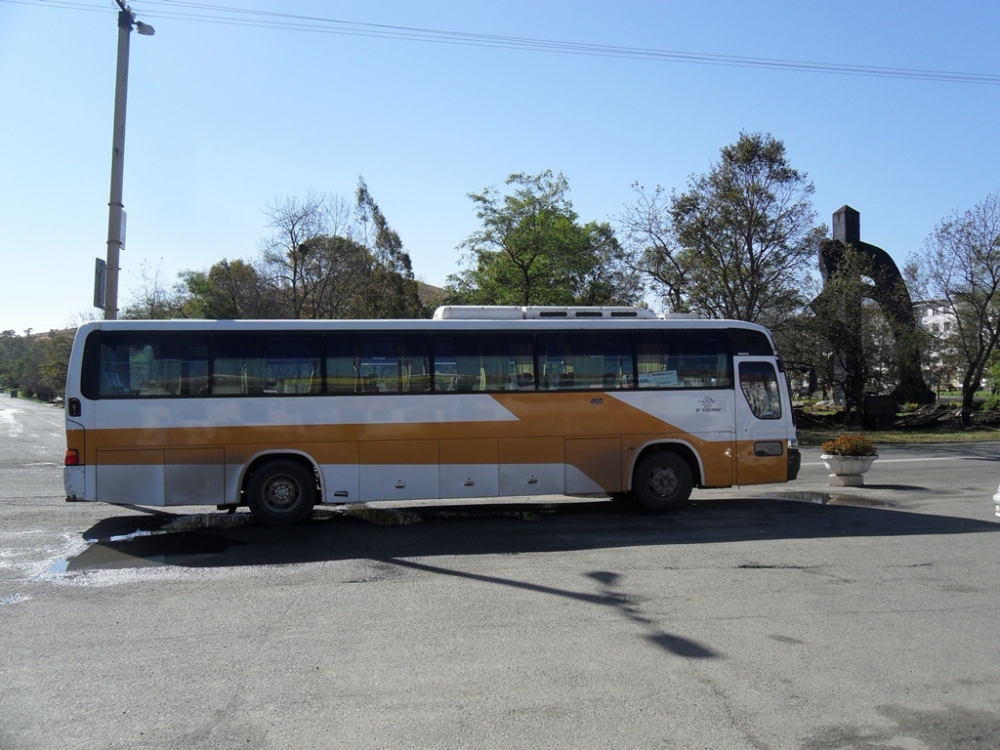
[2,0,998,333]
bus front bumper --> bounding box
[787,447,802,481]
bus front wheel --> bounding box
[246,459,317,526]
[632,452,693,512]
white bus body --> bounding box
[63,307,800,525]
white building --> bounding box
[913,299,958,392]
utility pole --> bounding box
[103,2,154,320]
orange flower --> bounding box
[821,434,878,457]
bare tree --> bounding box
[121,260,186,319]
[258,192,358,318]
[257,184,427,320]
[620,183,689,312]
[909,191,1000,424]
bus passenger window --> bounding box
[433,334,533,393]
[636,332,730,389]
[327,335,431,395]
[213,335,320,396]
[536,333,632,390]
[100,352,130,396]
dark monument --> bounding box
[817,206,935,414]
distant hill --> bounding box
[417,281,446,312]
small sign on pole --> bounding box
[94,257,107,310]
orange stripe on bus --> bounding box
[75,392,788,491]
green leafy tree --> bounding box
[37,333,73,400]
[625,132,825,328]
[0,330,28,390]
[290,234,373,319]
[983,348,1000,411]
[180,259,279,319]
[122,183,427,322]
[356,179,428,319]
[448,170,640,306]
[0,331,73,400]
[764,311,827,398]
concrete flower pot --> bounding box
[820,454,878,487]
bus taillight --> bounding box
[64,449,80,467]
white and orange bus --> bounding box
[63,306,800,525]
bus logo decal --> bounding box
[697,396,722,413]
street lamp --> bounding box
[102,3,154,320]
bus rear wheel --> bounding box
[246,459,317,526]
[633,452,693,513]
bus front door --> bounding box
[733,357,793,486]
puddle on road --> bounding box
[50,512,255,573]
[764,490,895,509]
[53,530,246,572]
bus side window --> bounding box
[213,334,320,396]
[354,336,430,394]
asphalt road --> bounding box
[1,391,999,750]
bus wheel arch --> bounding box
[630,445,699,513]
[243,454,319,526]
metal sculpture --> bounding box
[817,206,935,409]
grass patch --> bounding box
[796,426,1000,447]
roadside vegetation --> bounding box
[796,424,1000,447]
[794,399,1000,446]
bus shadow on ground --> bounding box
[64,495,1000,572]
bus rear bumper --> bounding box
[64,466,87,501]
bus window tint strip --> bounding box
[84,328,740,398]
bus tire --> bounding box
[632,451,693,513]
[246,459,317,526]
